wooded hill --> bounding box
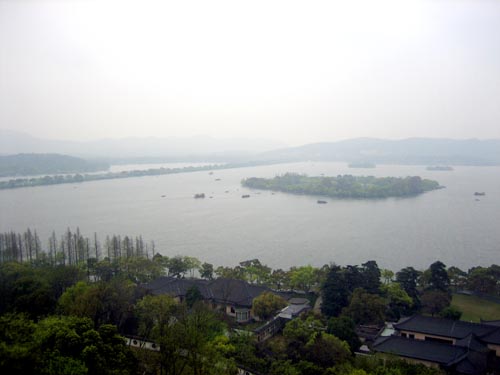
[0,153,109,177]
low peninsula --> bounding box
[0,161,274,190]
[242,173,442,199]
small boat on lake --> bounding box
[474,192,486,196]
[241,194,250,198]
[194,193,205,199]
[317,200,327,204]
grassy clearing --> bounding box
[452,293,500,322]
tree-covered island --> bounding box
[242,173,442,199]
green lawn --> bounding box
[452,293,500,322]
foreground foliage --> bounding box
[0,235,497,375]
[0,314,135,375]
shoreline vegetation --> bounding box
[242,173,442,199]
[1,227,499,375]
[0,161,275,190]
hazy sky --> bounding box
[1,0,500,146]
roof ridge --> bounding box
[393,314,416,327]
[450,320,456,336]
[446,351,470,367]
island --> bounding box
[241,173,442,199]
[348,161,376,168]
[426,166,454,171]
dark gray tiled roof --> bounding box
[455,334,491,352]
[394,315,497,340]
[454,357,487,375]
[481,319,500,327]
[145,276,213,299]
[373,336,467,365]
[208,278,269,307]
[144,277,270,308]
[480,328,500,345]
[288,297,310,305]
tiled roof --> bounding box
[481,319,500,327]
[278,303,311,318]
[208,278,270,307]
[394,315,497,340]
[455,334,490,352]
[144,276,213,299]
[480,328,500,345]
[454,357,487,375]
[144,277,270,308]
[373,336,468,365]
[288,297,310,305]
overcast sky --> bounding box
[1,0,499,146]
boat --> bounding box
[317,200,327,204]
[194,193,205,199]
[241,194,250,198]
[474,192,485,196]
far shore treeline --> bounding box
[0,160,275,190]
[242,173,442,199]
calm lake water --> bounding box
[0,162,499,272]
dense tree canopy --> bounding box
[0,237,492,375]
[322,265,350,318]
[0,314,135,375]
[242,173,441,199]
[327,316,361,353]
[252,292,287,320]
[342,288,386,325]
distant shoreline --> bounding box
[0,161,276,190]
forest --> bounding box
[242,173,442,199]
[1,228,499,375]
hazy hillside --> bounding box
[0,154,109,177]
[255,138,500,165]
[0,129,285,159]
[2,130,500,166]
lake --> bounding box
[0,162,499,272]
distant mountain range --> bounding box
[0,129,285,161]
[254,138,500,166]
[1,130,500,166]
